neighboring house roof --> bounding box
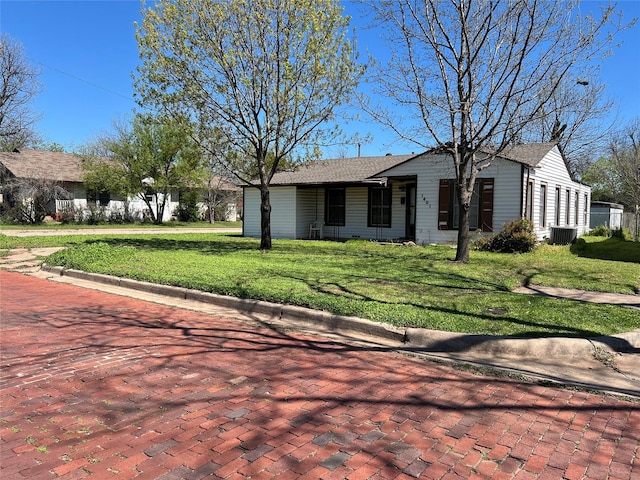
[193,175,242,192]
[591,201,624,209]
[0,149,85,183]
[0,149,241,192]
[267,154,416,186]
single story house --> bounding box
[590,201,624,230]
[242,142,591,245]
[0,149,240,222]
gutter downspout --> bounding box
[522,166,531,219]
[519,165,525,218]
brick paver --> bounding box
[1,270,638,479]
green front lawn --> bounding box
[18,233,637,338]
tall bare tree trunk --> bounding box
[208,190,215,224]
[156,193,165,224]
[455,202,471,263]
[260,185,272,250]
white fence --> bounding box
[55,199,74,212]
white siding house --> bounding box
[0,149,181,222]
[0,149,239,223]
[243,186,298,238]
[378,143,591,244]
[243,143,591,245]
[242,155,415,241]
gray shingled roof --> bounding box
[269,154,416,186]
[265,143,557,186]
[492,142,558,167]
[0,149,85,182]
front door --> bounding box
[405,183,416,240]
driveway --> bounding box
[1,271,638,479]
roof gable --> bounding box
[375,142,562,177]
[0,149,85,183]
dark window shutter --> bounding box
[480,178,494,232]
[438,179,451,230]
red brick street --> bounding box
[1,270,638,479]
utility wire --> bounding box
[32,59,136,103]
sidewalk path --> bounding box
[514,285,640,311]
[0,227,242,237]
[1,271,639,479]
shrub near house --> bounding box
[475,219,537,254]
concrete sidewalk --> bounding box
[1,247,639,398]
[514,285,640,310]
[0,227,242,237]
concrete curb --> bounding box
[42,264,640,358]
[404,329,596,357]
[42,265,407,343]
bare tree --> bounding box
[609,119,640,213]
[203,173,239,223]
[528,76,616,176]
[364,0,631,262]
[0,34,41,151]
[586,118,640,211]
[193,137,241,224]
[135,0,363,250]
[582,118,640,239]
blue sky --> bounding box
[1,0,639,158]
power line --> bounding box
[32,59,136,103]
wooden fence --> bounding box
[623,212,639,241]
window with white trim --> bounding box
[368,186,392,227]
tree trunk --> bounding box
[141,195,157,224]
[156,200,164,224]
[155,192,166,224]
[207,190,215,224]
[455,196,471,263]
[260,185,272,250]
[456,208,470,263]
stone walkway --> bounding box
[0,247,66,274]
